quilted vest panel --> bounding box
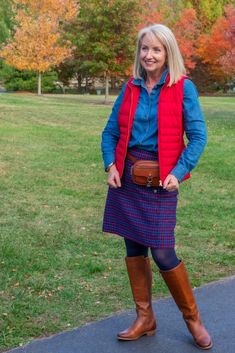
[115,75,190,184]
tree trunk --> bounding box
[38,72,42,95]
[77,73,82,91]
[85,76,88,93]
[111,76,115,90]
[105,73,109,104]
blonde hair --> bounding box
[133,24,186,86]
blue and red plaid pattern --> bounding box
[102,148,178,248]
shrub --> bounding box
[0,61,58,92]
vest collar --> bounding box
[131,68,169,88]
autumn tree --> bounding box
[219,5,235,76]
[190,0,231,30]
[197,5,235,86]
[139,1,200,72]
[0,0,78,95]
[172,8,200,71]
[139,0,165,27]
[139,0,195,28]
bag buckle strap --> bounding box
[147,175,153,187]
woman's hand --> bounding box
[107,164,121,188]
[163,174,179,192]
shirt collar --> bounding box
[133,68,169,88]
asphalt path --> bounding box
[5,276,235,353]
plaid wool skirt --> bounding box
[102,148,178,248]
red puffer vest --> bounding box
[115,74,190,184]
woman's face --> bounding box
[139,33,167,76]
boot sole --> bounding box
[117,329,156,341]
[195,340,213,350]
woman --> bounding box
[101,24,213,350]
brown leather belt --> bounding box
[127,153,138,163]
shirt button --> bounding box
[153,189,158,194]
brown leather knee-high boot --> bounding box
[117,256,157,340]
[160,261,213,350]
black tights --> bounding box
[124,238,180,271]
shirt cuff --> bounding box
[105,162,115,172]
[103,154,115,171]
[170,165,189,183]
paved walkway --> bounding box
[6,276,235,353]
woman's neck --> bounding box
[146,69,165,86]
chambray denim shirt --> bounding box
[101,69,207,182]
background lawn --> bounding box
[0,93,234,351]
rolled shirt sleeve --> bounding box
[170,79,207,182]
[101,83,126,170]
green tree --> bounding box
[190,0,232,30]
[0,62,58,92]
[64,0,141,103]
[0,0,13,45]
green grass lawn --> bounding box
[0,93,234,351]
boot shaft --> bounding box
[125,256,152,306]
[160,261,213,349]
[117,256,157,341]
[160,261,198,319]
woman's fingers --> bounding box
[115,173,121,187]
[163,175,171,189]
[108,175,121,188]
[107,174,116,188]
[107,167,121,188]
[163,174,179,192]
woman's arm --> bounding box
[170,79,207,182]
[101,83,126,170]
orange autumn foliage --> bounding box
[173,8,200,71]
[138,4,200,71]
[219,6,235,76]
[0,0,79,73]
[198,5,235,79]
[138,0,164,29]
[13,0,78,21]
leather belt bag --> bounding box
[127,153,161,187]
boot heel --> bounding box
[146,329,156,336]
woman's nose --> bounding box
[146,50,152,58]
